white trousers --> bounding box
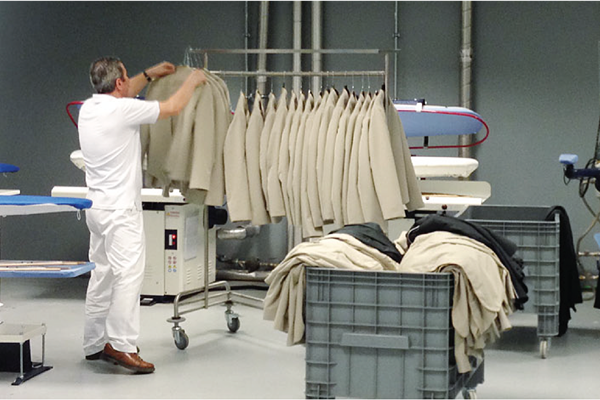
[83,208,145,355]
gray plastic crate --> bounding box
[462,205,560,357]
[304,268,484,399]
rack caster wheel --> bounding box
[462,388,477,399]
[225,306,240,333]
[167,316,189,350]
[227,316,240,333]
[173,329,189,350]
[540,339,549,359]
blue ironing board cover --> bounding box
[0,195,92,216]
[394,102,486,137]
[0,262,95,278]
[0,163,19,173]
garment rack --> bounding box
[166,48,397,350]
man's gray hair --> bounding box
[89,57,125,94]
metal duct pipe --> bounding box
[293,2,302,95]
[311,1,322,91]
[393,2,400,99]
[290,1,303,251]
[244,1,250,94]
[217,225,261,240]
[458,1,473,158]
[257,1,269,96]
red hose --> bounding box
[66,101,83,128]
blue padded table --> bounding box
[0,195,92,217]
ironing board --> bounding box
[395,102,486,137]
[0,195,93,385]
[411,156,479,178]
[0,164,19,174]
[394,101,489,151]
[0,195,92,217]
[0,261,95,278]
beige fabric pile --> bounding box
[395,230,516,373]
[264,229,516,373]
[263,233,401,345]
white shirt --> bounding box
[78,94,160,210]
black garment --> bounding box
[544,206,584,335]
[407,214,528,308]
[333,223,403,264]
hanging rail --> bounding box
[184,48,398,94]
[206,70,384,77]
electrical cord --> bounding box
[576,198,600,270]
[574,158,600,278]
[577,158,595,197]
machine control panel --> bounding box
[167,255,178,273]
[165,229,178,250]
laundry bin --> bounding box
[304,267,483,399]
[461,205,561,358]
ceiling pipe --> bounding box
[257,1,269,96]
[312,1,322,91]
[458,1,473,159]
[293,2,302,95]
[393,2,400,100]
[244,1,250,94]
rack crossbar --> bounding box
[187,48,399,55]
[211,70,385,78]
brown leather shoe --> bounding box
[86,346,139,361]
[85,350,103,360]
[101,343,155,374]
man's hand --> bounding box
[158,69,208,119]
[189,69,207,86]
[145,62,176,79]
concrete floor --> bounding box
[0,275,599,399]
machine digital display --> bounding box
[165,230,178,250]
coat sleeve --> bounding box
[266,88,289,218]
[386,95,424,210]
[305,92,326,229]
[357,99,386,228]
[260,93,277,212]
[368,91,406,220]
[205,71,232,207]
[245,91,270,225]
[345,94,370,225]
[277,91,297,222]
[224,92,252,222]
[321,89,349,224]
[342,93,365,224]
[330,94,356,228]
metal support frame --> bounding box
[0,323,52,385]
[166,203,264,350]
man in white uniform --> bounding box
[78,57,206,373]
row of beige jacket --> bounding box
[263,229,516,373]
[224,87,423,238]
[141,66,232,206]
